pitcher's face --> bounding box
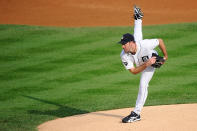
[122,41,136,54]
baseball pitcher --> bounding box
[118,5,168,123]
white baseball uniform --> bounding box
[120,19,159,115]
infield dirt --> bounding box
[38,104,197,131]
[0,0,197,27]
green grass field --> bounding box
[0,23,197,131]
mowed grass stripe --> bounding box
[0,23,197,131]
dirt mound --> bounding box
[38,104,197,131]
[0,0,197,27]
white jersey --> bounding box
[120,39,159,69]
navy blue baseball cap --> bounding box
[118,33,135,45]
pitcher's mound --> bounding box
[38,104,197,131]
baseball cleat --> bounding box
[134,5,144,20]
[122,111,141,123]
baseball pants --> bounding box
[133,19,155,115]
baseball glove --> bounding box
[151,53,165,68]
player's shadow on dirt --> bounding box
[22,95,89,118]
